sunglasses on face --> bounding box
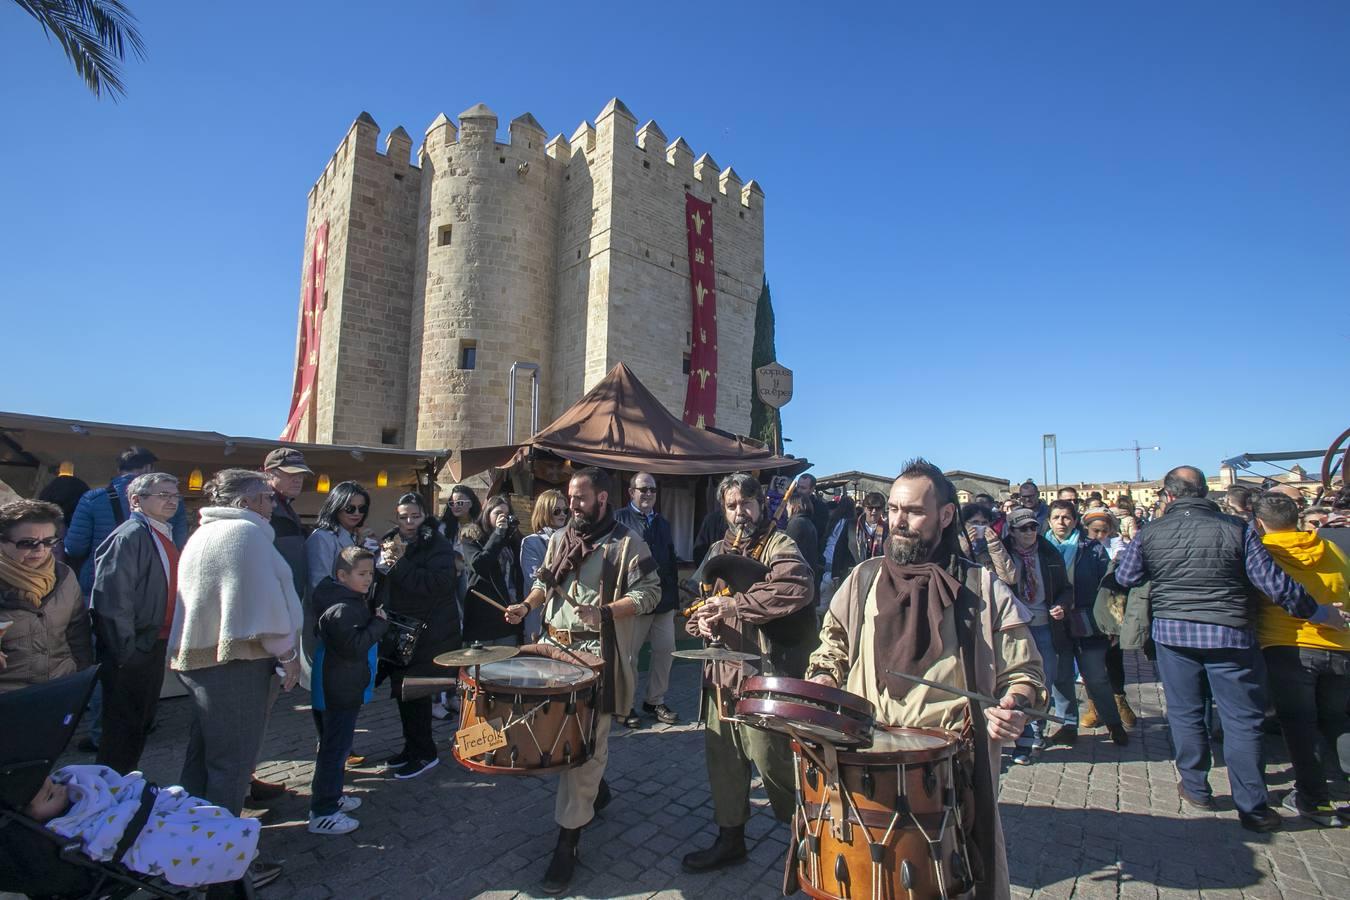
[551,508,568,516]
[1012,524,1039,532]
[635,487,657,494]
[343,504,367,515]
[3,537,61,550]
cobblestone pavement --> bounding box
[58,653,1350,899]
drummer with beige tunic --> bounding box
[807,460,1045,900]
[504,467,659,896]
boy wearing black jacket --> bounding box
[308,546,388,835]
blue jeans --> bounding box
[1154,641,1269,814]
[1017,624,1058,749]
[311,707,360,816]
[1052,636,1121,728]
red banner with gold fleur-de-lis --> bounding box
[682,194,717,428]
[282,221,328,441]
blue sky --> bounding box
[2,1,1347,485]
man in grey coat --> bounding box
[90,472,182,773]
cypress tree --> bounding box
[749,276,783,452]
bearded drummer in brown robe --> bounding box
[504,467,660,895]
[682,472,819,873]
[807,459,1046,900]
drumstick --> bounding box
[884,669,1068,724]
[469,588,509,613]
[539,632,591,669]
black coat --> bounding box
[90,516,169,665]
[807,499,831,568]
[458,523,525,643]
[614,506,680,613]
[693,508,728,566]
[312,577,389,711]
[783,513,820,602]
[376,521,461,672]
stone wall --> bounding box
[301,99,766,453]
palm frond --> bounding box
[13,0,146,100]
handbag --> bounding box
[379,610,427,667]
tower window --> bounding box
[438,225,453,247]
[381,427,399,446]
[459,342,477,370]
[682,354,691,375]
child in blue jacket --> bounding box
[308,546,387,834]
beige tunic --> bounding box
[808,566,1042,733]
[806,557,1047,900]
[533,522,660,716]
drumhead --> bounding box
[863,728,954,753]
[478,656,593,688]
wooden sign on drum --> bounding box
[453,654,601,775]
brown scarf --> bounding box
[542,503,617,590]
[874,560,962,697]
[0,554,57,607]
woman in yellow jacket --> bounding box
[1254,493,1350,828]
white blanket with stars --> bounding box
[46,764,259,887]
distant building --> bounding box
[813,469,1010,505]
[945,470,1011,504]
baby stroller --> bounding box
[0,667,255,899]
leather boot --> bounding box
[540,826,582,895]
[1115,694,1137,728]
[1080,700,1101,729]
[593,778,612,814]
[682,825,748,873]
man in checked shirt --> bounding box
[1109,466,1349,833]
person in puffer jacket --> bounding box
[308,545,388,835]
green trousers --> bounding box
[703,689,798,827]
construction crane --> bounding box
[1063,441,1161,483]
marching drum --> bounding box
[735,676,876,747]
[791,726,975,900]
[453,654,601,775]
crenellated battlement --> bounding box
[308,110,421,202]
[588,97,763,207]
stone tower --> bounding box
[290,99,766,452]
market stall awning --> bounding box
[447,363,808,480]
[0,409,448,491]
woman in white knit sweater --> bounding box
[170,468,304,825]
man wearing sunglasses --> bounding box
[89,472,182,773]
[614,473,680,727]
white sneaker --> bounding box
[308,810,360,835]
[338,795,362,812]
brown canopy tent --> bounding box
[447,363,807,481]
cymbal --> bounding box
[435,644,520,667]
[673,646,759,663]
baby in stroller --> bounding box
[1,667,259,899]
[25,764,260,887]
